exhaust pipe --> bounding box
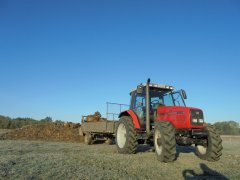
[146,78,150,135]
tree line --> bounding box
[213,121,240,135]
[0,115,64,129]
[0,114,239,135]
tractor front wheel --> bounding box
[154,121,176,162]
[195,125,222,161]
[115,116,137,154]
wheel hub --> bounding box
[196,145,207,155]
[117,123,127,148]
[154,129,163,155]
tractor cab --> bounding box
[130,82,187,128]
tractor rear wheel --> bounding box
[195,124,222,161]
[154,121,176,162]
[115,116,137,154]
[84,133,93,145]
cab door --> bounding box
[130,91,146,127]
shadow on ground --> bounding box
[91,140,116,145]
[137,144,196,154]
[182,163,229,180]
[137,144,153,153]
[176,145,195,158]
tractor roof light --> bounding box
[131,83,175,93]
[148,83,174,89]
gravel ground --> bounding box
[0,138,239,179]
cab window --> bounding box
[163,93,174,106]
[135,94,145,108]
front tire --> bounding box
[195,124,222,161]
[154,121,176,162]
[115,116,137,154]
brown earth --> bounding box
[2,122,84,142]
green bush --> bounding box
[0,115,65,129]
[214,121,240,135]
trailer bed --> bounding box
[81,121,117,134]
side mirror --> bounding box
[182,89,187,99]
[137,85,143,94]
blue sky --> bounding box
[0,0,240,123]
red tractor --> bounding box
[115,79,222,162]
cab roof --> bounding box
[130,83,174,93]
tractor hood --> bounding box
[157,106,204,129]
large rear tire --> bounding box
[115,116,138,154]
[195,124,222,161]
[154,121,176,162]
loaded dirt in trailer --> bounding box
[79,112,117,145]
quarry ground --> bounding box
[0,133,239,180]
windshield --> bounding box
[149,89,186,107]
[171,91,186,106]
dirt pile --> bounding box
[4,122,84,142]
[86,111,104,122]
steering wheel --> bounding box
[151,99,159,105]
[151,99,165,107]
[151,100,161,109]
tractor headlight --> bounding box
[190,109,204,125]
[192,119,198,123]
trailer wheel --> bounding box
[79,127,84,136]
[105,138,114,145]
[154,121,176,162]
[84,133,93,145]
[115,116,137,154]
[196,125,222,161]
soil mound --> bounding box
[4,122,84,142]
